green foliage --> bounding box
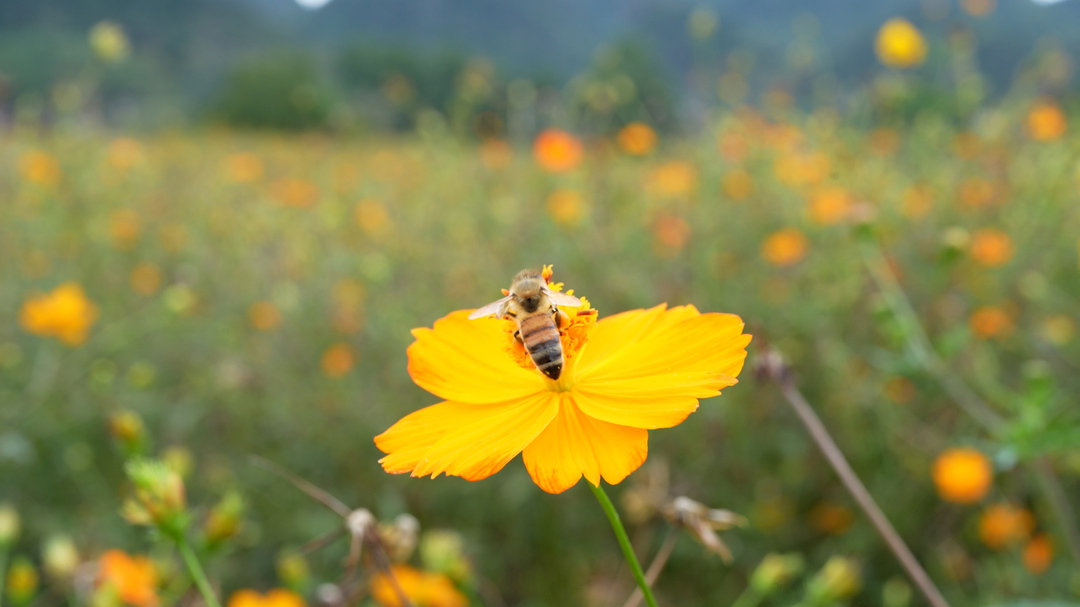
[211,50,335,131]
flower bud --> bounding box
[42,535,81,580]
[420,530,471,582]
[0,503,20,546]
[750,552,805,593]
[5,556,39,605]
[804,556,861,604]
[123,458,187,537]
[378,513,420,563]
[277,550,311,591]
[204,490,244,547]
[108,410,146,455]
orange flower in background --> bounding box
[375,268,751,494]
[969,306,1012,339]
[227,588,306,607]
[957,177,997,209]
[932,448,992,504]
[18,150,62,188]
[721,168,754,201]
[533,129,584,173]
[808,186,854,225]
[809,502,855,535]
[546,190,586,227]
[1023,534,1054,575]
[225,153,265,183]
[875,18,927,69]
[647,161,698,198]
[20,283,99,346]
[978,504,1034,550]
[249,301,283,332]
[652,214,690,256]
[773,151,830,188]
[107,138,143,171]
[130,263,163,296]
[97,550,158,607]
[271,178,319,208]
[762,228,808,267]
[1027,100,1067,142]
[356,199,392,236]
[110,209,142,250]
[969,229,1014,267]
[370,564,467,607]
[321,343,355,378]
[868,128,900,157]
[617,122,658,156]
[901,185,933,218]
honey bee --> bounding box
[468,269,582,380]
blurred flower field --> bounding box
[2,90,1080,606]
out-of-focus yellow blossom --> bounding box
[1027,100,1067,142]
[1023,534,1054,575]
[227,589,306,607]
[808,186,853,226]
[271,178,319,209]
[932,448,992,504]
[18,150,61,188]
[875,18,928,69]
[546,190,586,227]
[533,129,584,173]
[773,151,830,188]
[356,199,392,236]
[721,168,754,201]
[969,229,1014,267]
[977,503,1034,550]
[1039,315,1075,345]
[616,122,658,156]
[901,185,933,218]
[957,177,998,209]
[321,343,355,378]
[97,550,158,607]
[107,138,143,171]
[130,263,163,296]
[224,153,264,183]
[42,535,80,580]
[884,376,916,404]
[110,209,142,250]
[20,283,99,346]
[762,228,808,267]
[370,564,468,607]
[647,161,698,199]
[0,503,20,545]
[969,306,1013,339]
[5,557,39,604]
[89,21,131,62]
[249,301,283,332]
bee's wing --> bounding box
[543,288,582,307]
[467,295,513,320]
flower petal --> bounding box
[375,392,558,481]
[408,310,546,403]
[574,308,750,429]
[522,394,648,494]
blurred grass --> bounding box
[2,104,1080,605]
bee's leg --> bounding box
[512,329,523,344]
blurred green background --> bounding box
[2,1,1080,606]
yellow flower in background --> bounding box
[321,343,355,378]
[533,129,584,173]
[546,189,586,227]
[808,186,853,226]
[647,161,698,199]
[130,263,163,296]
[901,185,933,218]
[270,178,319,209]
[1027,100,1067,142]
[1023,534,1054,575]
[616,122,658,156]
[977,503,1034,550]
[356,199,392,236]
[224,153,264,183]
[375,269,750,494]
[20,283,99,346]
[107,138,143,171]
[89,21,131,62]
[249,301,283,332]
[96,549,158,607]
[18,150,61,188]
[875,18,927,69]
[370,564,467,607]
[762,228,808,267]
[227,588,306,607]
[932,448,992,504]
[969,306,1012,339]
[969,229,1014,267]
[721,168,754,201]
[110,209,142,250]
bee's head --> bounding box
[518,292,542,313]
[510,270,545,313]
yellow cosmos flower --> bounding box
[19,283,99,346]
[375,270,751,494]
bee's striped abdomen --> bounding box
[518,312,563,379]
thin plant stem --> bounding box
[177,536,222,607]
[775,377,951,607]
[0,547,8,607]
[589,483,659,607]
[860,237,1080,566]
[622,527,678,607]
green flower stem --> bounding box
[177,536,222,607]
[0,546,8,607]
[589,483,659,607]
